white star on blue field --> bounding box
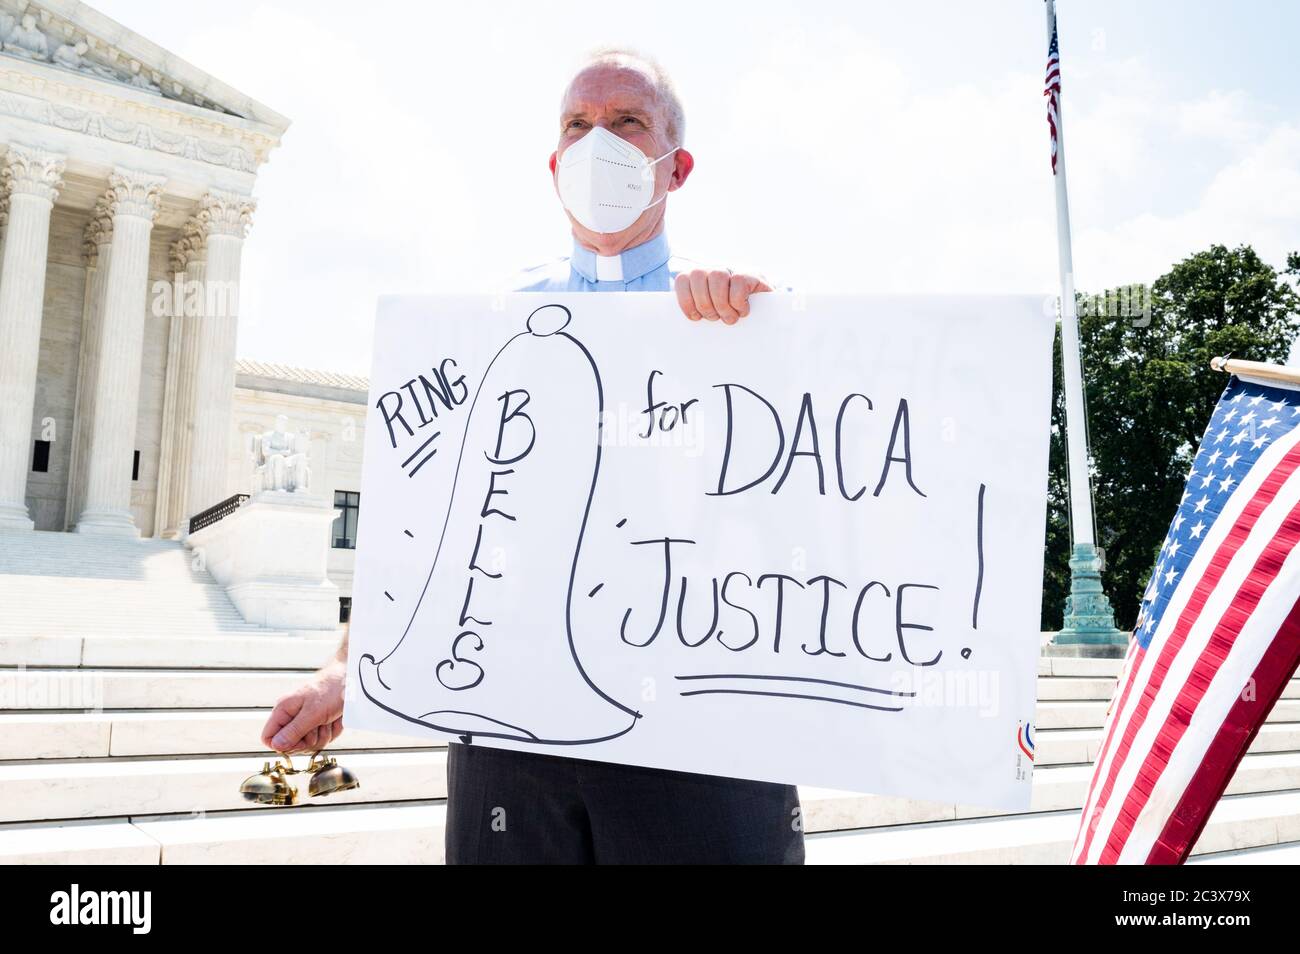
[1135,378,1300,649]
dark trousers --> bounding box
[444,742,804,864]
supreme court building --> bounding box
[0,0,291,541]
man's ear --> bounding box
[548,151,558,176]
[668,148,694,191]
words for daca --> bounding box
[377,362,926,504]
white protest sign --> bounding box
[346,293,1054,809]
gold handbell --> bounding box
[238,751,359,806]
[305,752,360,797]
[239,759,298,806]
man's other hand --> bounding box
[261,659,346,754]
[675,268,772,324]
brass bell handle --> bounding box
[268,749,327,775]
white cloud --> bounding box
[88,1,1300,373]
[1078,123,1300,286]
[1177,89,1261,144]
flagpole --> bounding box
[1211,355,1300,386]
[1043,0,1127,656]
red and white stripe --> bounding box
[1071,424,1300,863]
[1044,33,1061,174]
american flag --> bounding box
[1044,19,1062,174]
[1072,374,1300,863]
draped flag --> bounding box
[1044,16,1062,174]
[1072,372,1300,864]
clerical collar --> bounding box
[570,232,670,284]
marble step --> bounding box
[0,587,250,600]
[0,667,1135,715]
[6,705,1299,764]
[0,575,244,588]
[0,817,164,864]
[5,743,1300,827]
[1037,698,1300,729]
[1033,721,1300,767]
[1188,840,1300,864]
[3,612,256,620]
[1035,677,1121,701]
[9,666,1296,725]
[7,788,1300,865]
[0,603,253,614]
[1,606,262,621]
[0,634,331,670]
[134,801,450,864]
[0,577,242,596]
[0,667,314,709]
[0,643,1124,681]
[1,602,262,616]
[0,709,435,759]
[0,608,260,621]
[0,563,207,583]
[1038,675,1299,702]
[0,802,449,865]
[804,788,1300,864]
[797,750,1300,832]
[0,570,272,636]
[0,748,449,824]
[0,531,201,572]
[0,626,278,640]
[1037,656,1123,677]
[2,625,274,638]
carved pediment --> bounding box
[0,0,287,131]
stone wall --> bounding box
[228,384,366,599]
[26,207,84,530]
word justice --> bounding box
[616,535,945,667]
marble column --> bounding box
[0,189,9,284]
[154,223,206,537]
[171,228,206,533]
[185,189,254,531]
[65,204,114,529]
[152,241,185,537]
[0,146,64,531]
[76,168,166,536]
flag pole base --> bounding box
[1047,543,1130,658]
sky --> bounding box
[92,0,1300,376]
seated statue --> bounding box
[86,60,127,83]
[251,414,312,494]
[5,14,50,61]
[52,40,88,72]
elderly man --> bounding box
[262,49,803,865]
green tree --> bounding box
[1042,245,1300,631]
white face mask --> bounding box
[556,125,677,234]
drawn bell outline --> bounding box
[358,303,641,744]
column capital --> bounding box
[104,167,167,222]
[196,188,256,240]
[171,215,214,275]
[2,145,65,204]
[168,237,189,276]
[81,199,115,267]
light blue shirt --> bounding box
[512,232,699,293]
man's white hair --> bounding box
[568,46,686,146]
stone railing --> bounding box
[184,490,340,631]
